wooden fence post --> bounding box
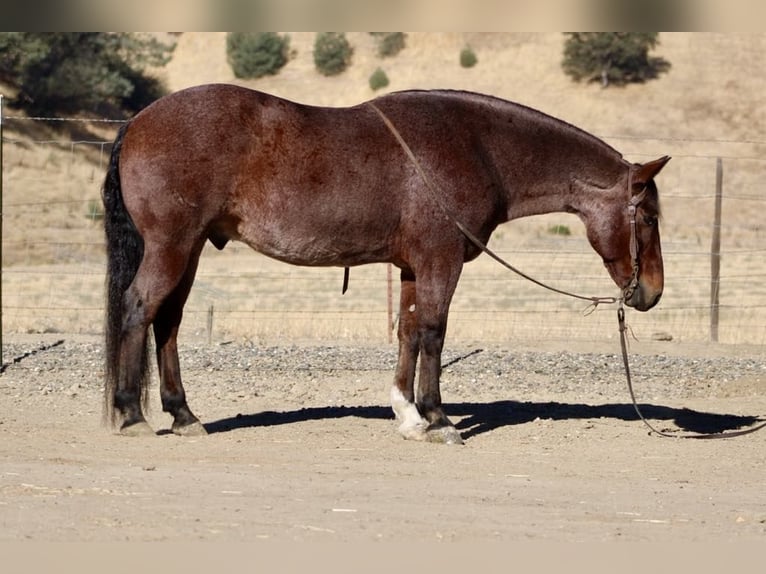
[0,94,4,367]
[710,157,723,342]
[387,263,393,344]
[207,304,214,345]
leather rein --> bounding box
[370,102,766,440]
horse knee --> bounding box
[419,325,445,356]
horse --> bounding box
[102,83,669,444]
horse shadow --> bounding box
[203,400,762,440]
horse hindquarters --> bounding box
[103,124,205,435]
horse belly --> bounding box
[236,213,395,267]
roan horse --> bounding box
[103,84,669,444]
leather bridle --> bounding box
[622,187,647,304]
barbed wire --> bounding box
[2,112,766,148]
[2,115,127,124]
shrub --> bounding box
[0,33,173,117]
[226,32,290,79]
[460,46,478,68]
[548,224,571,236]
[370,32,406,58]
[314,33,353,76]
[369,67,389,91]
[562,33,670,87]
[86,199,104,222]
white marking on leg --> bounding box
[390,386,427,441]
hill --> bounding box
[159,32,766,152]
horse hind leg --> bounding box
[153,247,207,436]
[113,246,198,436]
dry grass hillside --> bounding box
[2,33,766,345]
[159,33,766,147]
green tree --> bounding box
[226,32,290,79]
[562,33,670,87]
[314,33,353,76]
[0,33,174,117]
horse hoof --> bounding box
[119,421,156,437]
[173,421,208,437]
[426,426,464,445]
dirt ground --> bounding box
[1,333,765,543]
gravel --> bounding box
[1,338,763,406]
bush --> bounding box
[0,33,174,117]
[314,32,353,76]
[460,46,478,68]
[370,32,406,58]
[548,224,571,236]
[86,199,104,222]
[226,32,290,79]
[562,33,670,87]
[369,67,389,91]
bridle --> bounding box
[370,101,766,440]
[622,186,647,304]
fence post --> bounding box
[0,94,4,368]
[207,304,214,345]
[710,157,723,342]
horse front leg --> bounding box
[414,261,464,445]
[390,264,464,445]
[391,269,428,440]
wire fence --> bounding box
[2,111,766,353]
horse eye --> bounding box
[643,215,657,226]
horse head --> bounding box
[582,156,670,312]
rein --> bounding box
[370,102,766,440]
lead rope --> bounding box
[618,304,766,438]
[371,102,766,440]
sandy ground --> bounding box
[1,333,765,543]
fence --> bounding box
[2,107,766,362]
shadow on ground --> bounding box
[202,400,762,440]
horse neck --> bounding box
[496,130,627,222]
[464,96,629,222]
[504,171,628,222]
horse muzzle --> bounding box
[623,281,662,312]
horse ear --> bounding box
[633,156,671,187]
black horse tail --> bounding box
[102,122,149,425]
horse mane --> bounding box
[378,88,625,162]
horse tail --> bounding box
[102,121,149,425]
